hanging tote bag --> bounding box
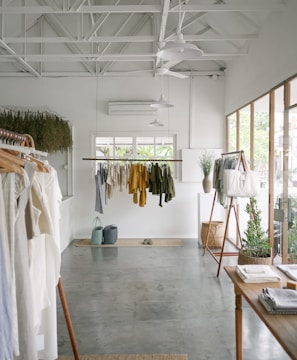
[91,216,103,245]
[223,169,260,198]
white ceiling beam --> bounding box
[0,2,285,14]
[0,69,225,78]
[44,13,96,75]
[2,33,258,44]
[101,13,151,75]
[0,53,247,61]
[0,39,41,77]
[84,0,121,41]
[158,0,170,43]
[70,0,85,12]
[165,12,207,40]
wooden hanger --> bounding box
[0,149,24,174]
[25,154,49,173]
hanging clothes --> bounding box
[1,164,38,360]
[213,155,239,207]
[128,163,149,207]
[0,146,62,360]
[95,167,104,214]
[164,166,175,203]
[0,229,13,360]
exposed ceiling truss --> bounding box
[0,0,286,78]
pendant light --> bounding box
[157,0,203,61]
[150,94,174,109]
[148,119,164,127]
[151,69,174,109]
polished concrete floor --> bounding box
[57,239,290,360]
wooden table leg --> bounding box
[234,285,243,360]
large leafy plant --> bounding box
[288,216,297,260]
[242,198,271,258]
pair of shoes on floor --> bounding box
[143,238,153,245]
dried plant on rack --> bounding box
[0,110,72,153]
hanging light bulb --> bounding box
[148,119,164,127]
[150,94,174,109]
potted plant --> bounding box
[288,216,297,263]
[238,198,272,265]
[198,151,214,193]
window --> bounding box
[95,134,176,161]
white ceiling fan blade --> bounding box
[167,70,188,79]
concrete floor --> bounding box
[57,239,290,360]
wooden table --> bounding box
[224,266,297,360]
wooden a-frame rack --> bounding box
[204,150,248,277]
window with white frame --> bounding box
[95,134,176,161]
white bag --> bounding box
[223,169,260,198]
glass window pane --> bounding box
[239,106,250,160]
[96,136,113,157]
[273,86,285,258]
[114,137,133,158]
[136,137,154,157]
[155,136,173,158]
[254,95,269,182]
[289,77,297,106]
[96,135,175,161]
[227,113,237,152]
[254,95,269,232]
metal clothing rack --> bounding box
[0,128,48,157]
[204,150,248,277]
[83,157,182,162]
[0,128,80,359]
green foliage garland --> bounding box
[0,110,72,153]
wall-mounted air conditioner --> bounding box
[108,101,157,116]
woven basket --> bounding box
[201,221,224,248]
[238,250,272,265]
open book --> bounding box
[277,264,297,282]
[236,265,281,283]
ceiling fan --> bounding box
[155,63,188,79]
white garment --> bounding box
[32,166,62,360]
[0,172,20,357]
[14,162,38,360]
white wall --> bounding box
[225,0,297,114]
[0,74,225,243]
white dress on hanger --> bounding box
[32,165,62,360]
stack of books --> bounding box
[258,287,297,314]
[235,265,281,283]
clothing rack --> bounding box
[83,157,182,162]
[0,128,48,157]
[0,128,80,359]
[204,150,248,277]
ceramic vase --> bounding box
[202,174,212,193]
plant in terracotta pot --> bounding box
[288,216,297,263]
[238,198,272,265]
[198,151,214,193]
